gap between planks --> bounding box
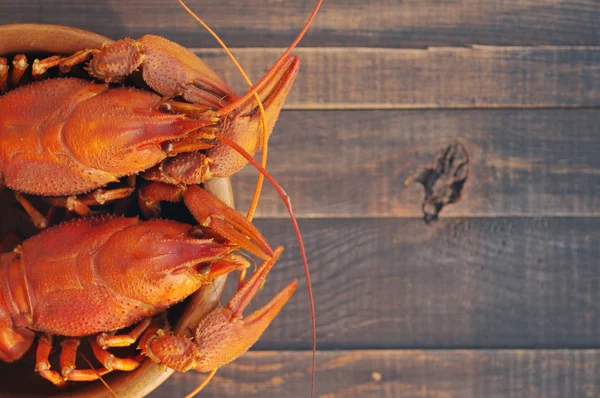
[2,0,600,48]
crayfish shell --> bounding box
[0,24,233,398]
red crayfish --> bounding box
[0,0,322,396]
[1,185,292,384]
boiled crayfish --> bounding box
[0,45,299,221]
[0,0,322,395]
[0,185,294,387]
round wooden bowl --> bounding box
[0,25,234,397]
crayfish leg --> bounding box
[34,326,147,385]
[138,181,186,218]
[208,56,300,181]
[138,182,272,259]
[34,334,66,387]
[10,54,28,87]
[59,337,111,382]
[140,247,294,374]
[14,192,48,229]
[31,55,62,79]
[141,152,212,187]
[89,337,143,373]
[58,48,96,74]
[16,187,135,229]
[96,318,152,349]
[136,34,237,108]
[45,187,135,215]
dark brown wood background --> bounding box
[1,0,600,397]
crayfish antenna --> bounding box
[179,1,322,395]
[79,352,118,398]
[177,0,269,221]
[178,0,323,223]
[184,368,217,398]
[217,134,317,398]
[215,0,324,119]
[176,4,271,396]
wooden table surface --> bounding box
[1,0,599,397]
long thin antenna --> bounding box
[80,352,118,398]
[177,0,269,222]
[217,134,316,397]
[215,0,323,119]
[184,368,218,398]
[178,1,322,395]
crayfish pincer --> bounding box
[142,246,295,374]
[0,187,295,387]
[32,34,237,109]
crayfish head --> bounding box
[95,219,236,308]
[63,85,217,182]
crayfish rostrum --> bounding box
[0,0,322,396]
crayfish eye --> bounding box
[197,263,211,276]
[188,227,204,238]
[161,142,174,155]
[159,102,173,113]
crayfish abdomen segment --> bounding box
[0,253,36,362]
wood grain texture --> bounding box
[213,217,600,349]
[150,350,600,398]
[190,47,600,109]
[0,2,597,397]
[231,109,600,218]
[1,1,599,48]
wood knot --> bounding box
[406,142,469,223]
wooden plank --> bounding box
[1,110,597,220]
[190,47,600,109]
[1,45,598,109]
[1,1,599,48]
[2,44,599,108]
[231,109,600,218]
[152,350,600,398]
[216,217,600,349]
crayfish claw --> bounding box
[208,55,301,179]
[183,185,273,259]
[191,247,296,372]
[140,247,296,373]
[136,35,237,108]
